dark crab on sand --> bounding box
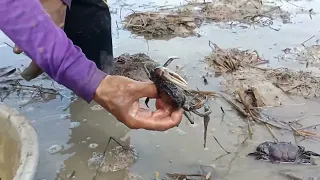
[248,141,320,164]
[143,57,212,124]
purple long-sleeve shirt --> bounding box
[0,0,107,103]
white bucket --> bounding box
[0,104,39,180]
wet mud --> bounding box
[113,53,157,81]
[1,0,320,179]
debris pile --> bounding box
[205,42,320,99]
[200,0,290,24]
[296,45,320,67]
[113,53,158,81]
[0,67,60,103]
[204,42,320,140]
[124,12,201,39]
[205,42,268,75]
[123,0,291,39]
[267,68,320,98]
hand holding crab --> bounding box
[143,57,213,124]
[94,75,184,131]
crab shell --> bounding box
[252,142,306,163]
[151,67,188,108]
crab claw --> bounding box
[159,67,188,88]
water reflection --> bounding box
[57,97,132,179]
[0,119,21,180]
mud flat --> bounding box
[123,0,291,39]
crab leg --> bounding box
[145,97,150,108]
[192,109,212,117]
[163,57,179,67]
[183,111,194,124]
[187,95,209,111]
[161,67,188,88]
[143,64,151,79]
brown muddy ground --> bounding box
[123,0,291,39]
[113,53,157,81]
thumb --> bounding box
[134,81,158,99]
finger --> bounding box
[13,45,23,54]
[170,108,184,125]
[135,109,184,131]
[155,99,172,111]
[135,106,171,120]
[142,116,181,131]
[133,82,158,99]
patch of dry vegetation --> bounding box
[205,43,320,99]
[123,0,290,39]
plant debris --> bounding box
[124,12,202,39]
[165,165,214,180]
[205,41,269,75]
[204,42,320,139]
[296,45,320,68]
[0,67,60,102]
[123,0,290,39]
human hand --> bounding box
[93,75,184,131]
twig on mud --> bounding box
[279,172,303,180]
[265,123,279,142]
[68,170,76,179]
[301,35,315,47]
[297,123,320,131]
[220,107,225,114]
[223,136,249,179]
[212,135,231,154]
[218,93,249,116]
[289,124,318,137]
[92,137,133,180]
[309,9,313,20]
[246,118,253,137]
[203,105,210,148]
[166,173,203,179]
[0,68,16,77]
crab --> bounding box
[143,57,212,124]
[248,141,320,164]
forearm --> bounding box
[0,0,107,102]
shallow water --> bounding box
[1,0,320,179]
[0,116,21,180]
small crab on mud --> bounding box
[143,57,212,124]
[248,141,320,164]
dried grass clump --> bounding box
[205,42,268,75]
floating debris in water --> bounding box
[176,128,186,135]
[47,144,64,155]
[91,105,103,111]
[89,143,99,149]
[70,122,80,129]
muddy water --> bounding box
[0,116,21,180]
[1,0,320,179]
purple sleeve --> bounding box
[0,0,107,103]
